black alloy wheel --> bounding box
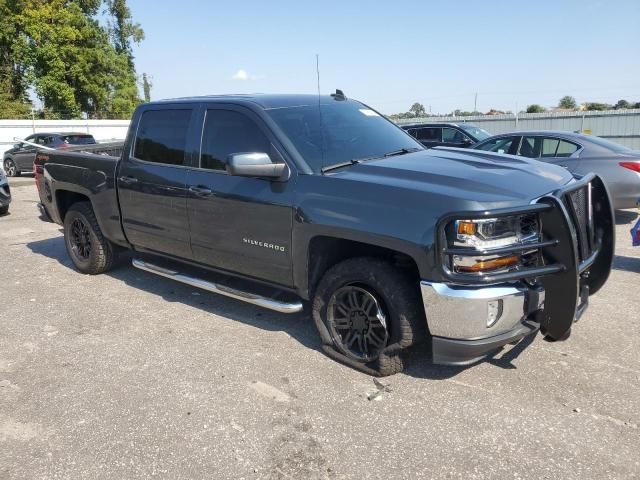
[326,284,390,362]
[70,217,92,261]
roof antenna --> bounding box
[316,54,325,169]
[331,89,347,101]
[316,54,321,97]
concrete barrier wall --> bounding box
[0,119,131,156]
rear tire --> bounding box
[312,257,426,376]
[63,202,116,274]
[0,205,8,215]
[4,158,19,177]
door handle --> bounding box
[119,175,138,184]
[189,185,213,196]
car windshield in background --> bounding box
[584,135,631,153]
[266,100,422,172]
[460,125,491,141]
[62,135,96,145]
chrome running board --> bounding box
[132,259,303,314]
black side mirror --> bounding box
[461,137,473,146]
[226,153,289,180]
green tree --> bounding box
[0,0,32,118]
[142,72,152,103]
[614,99,631,109]
[558,96,577,109]
[584,102,611,111]
[106,0,144,63]
[409,102,426,117]
[10,0,144,118]
[526,104,546,113]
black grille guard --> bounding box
[435,173,615,340]
[436,173,614,287]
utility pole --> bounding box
[474,92,478,113]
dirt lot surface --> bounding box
[1,176,639,479]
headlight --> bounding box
[450,214,540,274]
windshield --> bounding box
[459,124,491,141]
[266,100,422,172]
[584,135,631,153]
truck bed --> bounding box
[64,141,125,158]
[34,149,127,245]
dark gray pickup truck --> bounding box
[34,93,614,376]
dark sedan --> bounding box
[401,122,491,149]
[3,132,96,177]
[0,166,10,215]
[472,131,640,209]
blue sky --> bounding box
[128,0,640,114]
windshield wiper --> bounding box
[382,147,421,158]
[321,158,361,173]
[321,147,421,174]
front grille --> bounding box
[564,184,593,262]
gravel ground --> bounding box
[1,176,639,480]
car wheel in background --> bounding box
[3,158,19,177]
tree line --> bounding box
[0,0,149,119]
[389,96,640,120]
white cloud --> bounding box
[232,69,249,81]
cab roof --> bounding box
[155,93,356,110]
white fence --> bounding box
[396,109,640,149]
[0,119,130,156]
[3,109,640,156]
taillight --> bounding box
[620,161,640,173]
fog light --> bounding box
[454,255,519,273]
[487,300,503,327]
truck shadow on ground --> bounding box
[615,209,638,225]
[28,235,539,380]
[612,255,640,273]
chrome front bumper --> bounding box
[420,281,545,365]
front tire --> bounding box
[312,257,426,376]
[4,158,19,177]
[63,202,116,274]
[0,205,8,215]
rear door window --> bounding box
[476,136,518,154]
[417,127,441,142]
[519,136,542,158]
[200,110,272,171]
[62,135,96,145]
[556,140,579,157]
[133,109,193,166]
[442,127,469,144]
[541,138,560,157]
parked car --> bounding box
[3,132,96,177]
[401,122,491,148]
[34,93,614,376]
[472,131,640,209]
[0,166,10,215]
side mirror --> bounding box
[14,143,22,150]
[461,137,473,146]
[226,152,289,180]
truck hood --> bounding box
[328,148,573,206]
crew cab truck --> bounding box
[34,93,615,376]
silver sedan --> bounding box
[472,131,640,209]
